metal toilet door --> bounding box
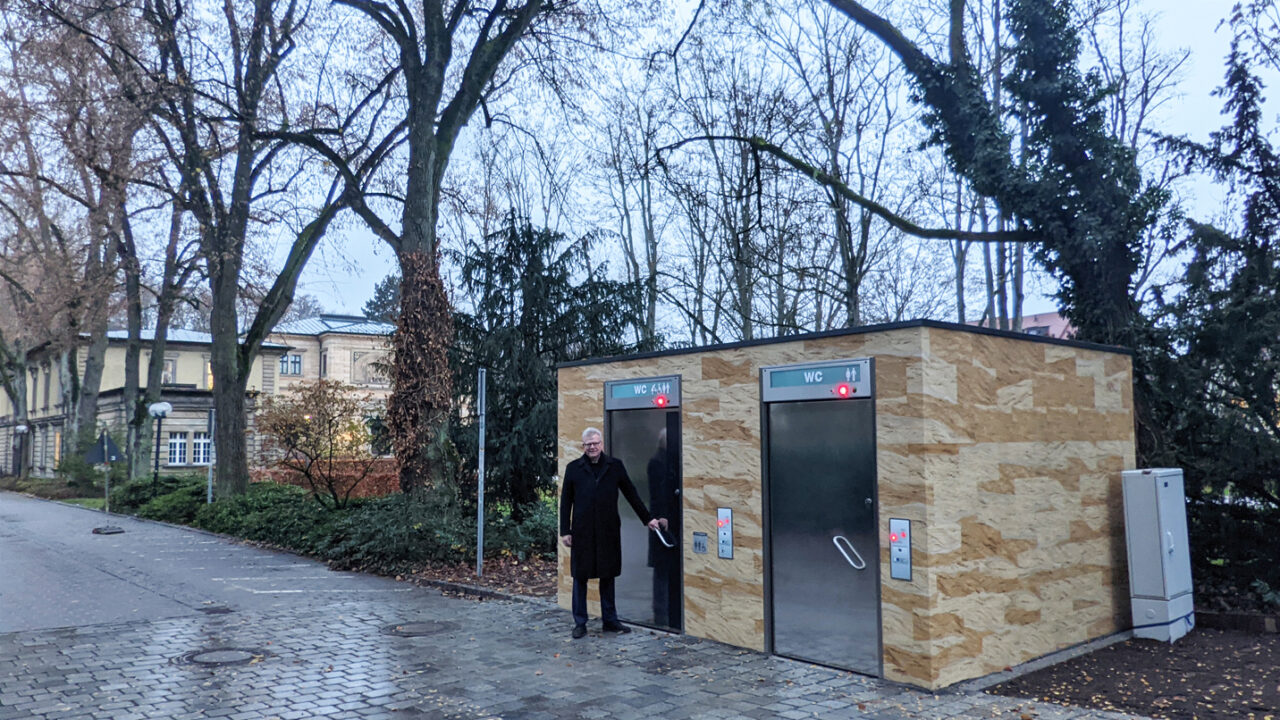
[765,360,879,675]
[605,377,683,632]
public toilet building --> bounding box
[556,319,1136,690]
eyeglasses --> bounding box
[583,441,602,447]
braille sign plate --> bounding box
[761,358,873,403]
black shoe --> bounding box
[602,622,631,634]
[572,624,587,639]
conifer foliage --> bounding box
[449,217,654,517]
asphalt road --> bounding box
[0,492,413,634]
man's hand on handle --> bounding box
[560,534,572,547]
[648,518,668,531]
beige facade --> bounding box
[0,316,393,477]
[556,320,1136,690]
[0,330,283,476]
[268,315,392,402]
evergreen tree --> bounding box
[1148,40,1280,598]
[449,217,656,517]
[363,273,401,324]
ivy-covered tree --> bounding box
[449,217,655,517]
[1147,35,1280,602]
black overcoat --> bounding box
[559,453,652,579]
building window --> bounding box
[1025,326,1050,337]
[320,352,328,378]
[192,432,211,465]
[168,432,188,465]
[53,430,61,467]
[351,351,388,386]
[162,358,178,385]
[206,360,214,389]
[42,367,51,409]
[279,354,303,376]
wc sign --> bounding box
[605,376,682,410]
[763,358,873,403]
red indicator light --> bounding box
[890,533,898,542]
[836,383,851,398]
[654,395,668,407]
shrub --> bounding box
[257,380,383,508]
[193,482,338,554]
[252,458,399,499]
[322,485,473,574]
[137,480,207,525]
[110,475,205,514]
[514,492,557,559]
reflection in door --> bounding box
[608,409,682,631]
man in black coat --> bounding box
[560,426,665,639]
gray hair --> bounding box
[582,427,603,442]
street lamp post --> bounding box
[13,424,28,478]
[148,402,172,498]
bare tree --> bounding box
[40,0,369,495]
[598,75,672,345]
[314,0,631,492]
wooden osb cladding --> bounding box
[555,323,1135,690]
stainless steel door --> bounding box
[768,399,879,674]
[608,409,682,631]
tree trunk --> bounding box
[8,359,30,479]
[952,178,968,323]
[76,324,110,444]
[996,237,1009,330]
[212,369,250,497]
[210,247,249,495]
[1012,241,1024,331]
[121,220,144,480]
[388,251,453,494]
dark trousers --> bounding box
[571,576,617,626]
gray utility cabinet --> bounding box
[1121,468,1195,642]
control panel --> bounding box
[889,518,911,581]
[717,508,733,559]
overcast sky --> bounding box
[292,0,1245,321]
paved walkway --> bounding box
[0,492,1150,719]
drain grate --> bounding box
[198,606,233,615]
[175,647,269,667]
[380,621,456,637]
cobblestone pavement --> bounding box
[0,493,1151,720]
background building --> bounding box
[0,315,393,478]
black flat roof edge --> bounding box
[556,318,1132,370]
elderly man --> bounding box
[560,427,664,639]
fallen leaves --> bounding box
[408,556,557,598]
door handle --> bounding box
[832,535,867,570]
[651,526,676,548]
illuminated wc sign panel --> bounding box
[604,375,681,410]
[761,358,874,403]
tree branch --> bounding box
[658,135,1029,243]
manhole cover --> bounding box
[380,621,456,637]
[175,648,269,666]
